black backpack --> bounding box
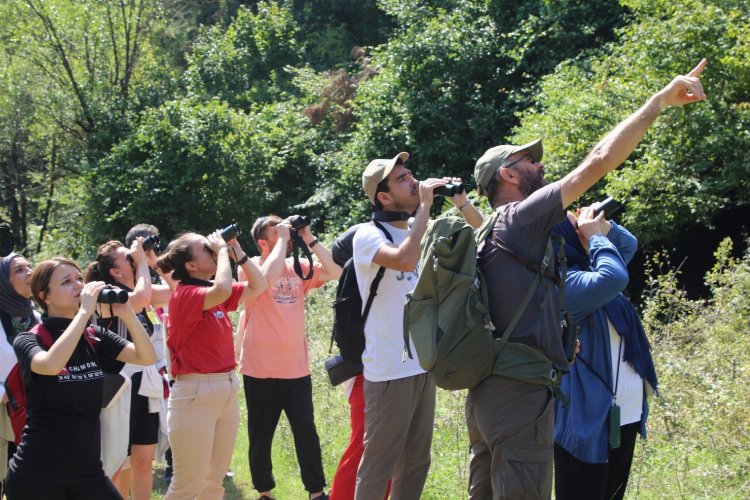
[329,221,393,363]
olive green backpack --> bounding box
[403,210,567,391]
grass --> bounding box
[149,239,750,499]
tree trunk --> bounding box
[37,140,57,255]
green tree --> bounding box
[89,96,322,245]
[0,0,178,255]
[511,0,750,244]
[308,0,626,230]
[1,0,163,153]
[184,2,302,108]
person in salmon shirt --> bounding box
[235,215,341,500]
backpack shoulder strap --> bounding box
[362,221,394,322]
[475,206,502,246]
[29,323,100,350]
[372,220,394,244]
[29,323,53,349]
[491,233,560,284]
[494,236,554,351]
[83,325,101,349]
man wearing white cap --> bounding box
[466,60,707,498]
[351,152,449,500]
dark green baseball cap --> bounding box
[474,139,543,196]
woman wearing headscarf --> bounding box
[552,205,658,500]
[0,253,38,496]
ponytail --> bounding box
[86,240,125,285]
[157,233,198,282]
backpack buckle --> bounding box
[549,369,558,382]
[542,255,550,270]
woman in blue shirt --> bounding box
[553,205,658,500]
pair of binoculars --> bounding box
[141,235,162,254]
[98,287,129,304]
[219,224,241,241]
[433,183,467,197]
[289,215,310,231]
[592,197,622,218]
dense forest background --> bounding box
[1,0,749,299]
[1,2,748,497]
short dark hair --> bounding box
[125,224,159,247]
[84,241,125,286]
[372,176,390,211]
[251,215,283,252]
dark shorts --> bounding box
[128,371,160,453]
[5,472,122,500]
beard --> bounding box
[519,168,548,198]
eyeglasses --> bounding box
[502,154,533,170]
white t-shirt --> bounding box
[0,322,16,401]
[353,223,425,382]
[0,312,41,401]
[607,317,644,425]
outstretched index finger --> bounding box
[687,58,707,78]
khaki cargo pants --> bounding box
[465,374,553,500]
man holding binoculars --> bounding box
[350,153,482,500]
[235,214,341,500]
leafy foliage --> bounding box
[310,0,627,233]
[184,2,302,108]
[632,237,750,496]
[511,0,750,244]
[88,96,319,247]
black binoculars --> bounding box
[592,197,622,218]
[289,215,310,231]
[220,224,240,241]
[434,183,466,197]
[141,235,162,254]
[98,287,129,304]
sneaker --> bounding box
[258,496,273,500]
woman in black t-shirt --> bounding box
[5,257,156,500]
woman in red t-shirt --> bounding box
[156,230,265,500]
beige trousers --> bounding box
[164,371,240,500]
[355,372,436,500]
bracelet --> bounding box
[308,238,319,249]
[459,201,471,211]
[236,253,249,266]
